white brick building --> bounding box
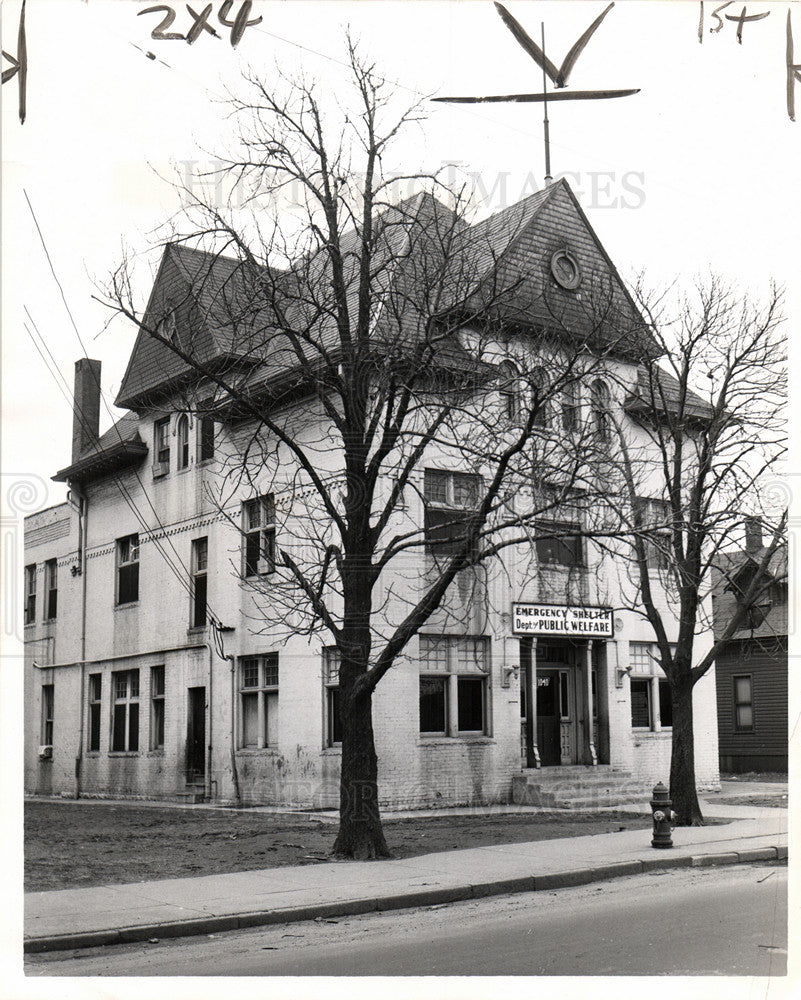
[24,181,720,808]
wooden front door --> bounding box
[186,686,206,784]
[536,669,561,765]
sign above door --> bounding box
[512,603,614,638]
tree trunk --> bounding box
[669,673,704,826]
[332,688,391,860]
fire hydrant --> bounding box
[650,781,674,849]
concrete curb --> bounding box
[23,845,784,954]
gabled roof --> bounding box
[114,179,654,411]
[53,412,147,483]
[712,544,788,640]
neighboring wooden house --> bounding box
[713,523,788,774]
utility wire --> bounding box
[22,193,216,610]
[22,315,201,608]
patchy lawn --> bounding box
[720,772,787,783]
[25,800,653,892]
[715,793,788,809]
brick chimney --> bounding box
[744,515,763,556]
[71,358,102,462]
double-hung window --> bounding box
[240,654,279,748]
[561,382,579,433]
[88,674,102,752]
[423,470,481,556]
[498,360,521,422]
[191,537,208,628]
[629,642,672,730]
[243,495,276,577]
[151,665,165,750]
[323,647,342,746]
[198,416,215,462]
[112,669,139,751]
[24,564,36,625]
[530,367,550,427]
[41,684,54,746]
[116,534,139,604]
[176,415,189,470]
[535,520,583,568]
[636,497,672,570]
[535,487,584,568]
[153,417,170,476]
[591,379,611,442]
[733,675,754,731]
[419,636,490,736]
[45,559,58,620]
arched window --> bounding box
[591,379,611,442]
[498,360,521,422]
[530,367,549,427]
[176,414,189,470]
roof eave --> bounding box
[53,441,149,484]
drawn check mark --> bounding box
[494,1,615,89]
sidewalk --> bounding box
[24,800,787,953]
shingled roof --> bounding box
[53,412,147,483]
[624,366,716,424]
[712,543,788,640]
[115,179,654,410]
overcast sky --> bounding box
[3,0,799,512]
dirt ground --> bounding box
[25,801,653,892]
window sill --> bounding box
[419,735,495,745]
[108,751,140,757]
[321,745,342,754]
[114,601,140,611]
[187,626,207,635]
[147,749,165,756]
[235,746,280,755]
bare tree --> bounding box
[102,44,651,858]
[601,279,786,825]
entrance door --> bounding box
[536,669,561,765]
[186,687,206,785]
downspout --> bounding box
[228,654,242,807]
[70,482,88,799]
[206,642,213,800]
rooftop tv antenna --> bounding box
[433,2,639,184]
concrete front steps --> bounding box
[512,766,655,810]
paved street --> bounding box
[27,863,787,977]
